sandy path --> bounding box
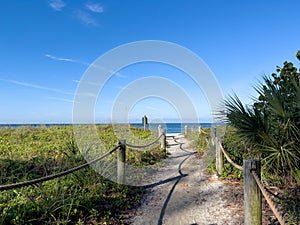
[129,133,243,225]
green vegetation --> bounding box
[184,127,210,156]
[126,127,167,166]
[0,124,166,224]
[188,126,299,224]
[222,52,300,185]
[193,51,300,224]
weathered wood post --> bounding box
[215,136,223,176]
[158,125,166,149]
[244,159,262,225]
[191,125,195,133]
[210,127,216,146]
[117,140,126,184]
[143,115,148,131]
[161,128,166,149]
[198,126,202,134]
[184,125,188,135]
[158,124,162,137]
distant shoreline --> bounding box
[0,122,214,134]
[0,122,213,126]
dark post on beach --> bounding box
[143,115,148,131]
[117,140,126,184]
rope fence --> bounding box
[126,133,164,149]
[211,131,286,225]
[219,142,243,171]
[0,145,121,191]
[184,126,287,225]
[251,170,286,225]
[0,126,167,191]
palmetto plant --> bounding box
[223,52,300,184]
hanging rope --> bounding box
[219,142,243,171]
[126,134,164,149]
[251,170,286,225]
[0,145,121,191]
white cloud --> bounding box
[85,3,104,13]
[72,79,104,87]
[45,53,92,67]
[48,97,76,103]
[74,9,97,26]
[4,79,73,95]
[114,72,127,78]
[49,0,66,11]
[78,92,98,98]
[88,64,127,78]
[45,54,75,62]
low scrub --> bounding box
[0,125,164,224]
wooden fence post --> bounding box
[158,125,166,149]
[198,126,202,133]
[143,115,148,131]
[158,125,162,137]
[117,140,126,184]
[215,136,223,176]
[210,127,216,146]
[244,159,262,225]
[184,125,188,135]
[160,128,166,149]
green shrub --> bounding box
[185,128,210,156]
[0,125,158,224]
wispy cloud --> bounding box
[45,54,127,79]
[80,92,98,97]
[49,0,66,11]
[114,72,127,78]
[74,9,97,26]
[45,54,76,62]
[48,96,76,103]
[3,79,73,95]
[72,79,105,86]
[45,53,91,68]
[85,2,104,13]
[48,1,103,26]
[88,63,127,78]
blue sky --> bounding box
[0,0,299,124]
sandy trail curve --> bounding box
[129,133,243,225]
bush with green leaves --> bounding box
[0,125,162,224]
[222,51,300,185]
[185,127,210,156]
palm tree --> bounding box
[223,55,300,184]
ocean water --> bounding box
[0,123,213,134]
[131,123,212,134]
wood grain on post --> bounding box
[158,125,162,138]
[117,140,126,184]
[160,128,166,149]
[198,126,202,133]
[184,125,188,135]
[215,137,223,176]
[244,159,262,225]
[210,127,216,146]
[143,115,147,131]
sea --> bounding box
[131,123,212,133]
[0,123,213,134]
